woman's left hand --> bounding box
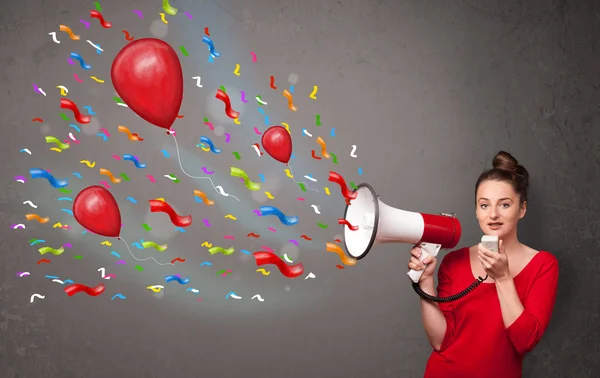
[478,239,511,281]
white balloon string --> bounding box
[286,163,319,192]
[118,237,173,266]
[170,133,240,201]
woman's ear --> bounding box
[519,201,527,219]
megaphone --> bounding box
[342,183,488,303]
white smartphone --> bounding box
[481,235,499,253]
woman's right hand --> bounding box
[408,245,438,283]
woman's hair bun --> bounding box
[492,151,529,187]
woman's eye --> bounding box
[480,204,488,208]
[502,203,510,208]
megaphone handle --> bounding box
[407,249,431,283]
[407,243,441,283]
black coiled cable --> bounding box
[412,274,489,303]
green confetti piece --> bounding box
[315,114,322,126]
[330,153,339,164]
[59,113,70,121]
[135,265,144,271]
[349,181,358,190]
[94,2,102,12]
[112,96,124,104]
[208,246,235,255]
[180,46,189,56]
[317,223,328,229]
[142,223,152,231]
[298,182,307,192]
[203,117,209,122]
[58,188,72,194]
[219,85,226,93]
[119,173,130,181]
[230,166,260,190]
[141,241,168,251]
[38,246,65,256]
[232,152,241,160]
[73,255,82,259]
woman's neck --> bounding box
[500,233,522,255]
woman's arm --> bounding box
[420,256,456,352]
[501,255,559,355]
[419,279,451,351]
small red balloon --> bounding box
[111,38,183,130]
[73,186,121,237]
[261,126,292,164]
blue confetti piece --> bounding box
[123,154,147,168]
[111,251,121,258]
[81,230,87,235]
[165,275,190,285]
[330,128,336,137]
[208,55,214,63]
[241,249,251,255]
[358,167,363,175]
[131,242,143,249]
[96,133,107,141]
[289,85,294,93]
[30,168,68,188]
[257,107,265,115]
[161,149,170,158]
[226,291,239,299]
[111,294,126,300]
[72,172,82,178]
[83,106,96,115]
[63,279,74,284]
[258,174,265,182]
[44,275,59,279]
[95,44,102,55]
[199,261,212,266]
[194,196,203,203]
[57,197,73,201]
[264,116,270,125]
[202,36,221,58]
[69,52,92,70]
[125,196,137,204]
[69,124,81,132]
[175,227,186,233]
[291,153,295,159]
[61,208,73,215]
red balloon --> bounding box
[73,186,122,237]
[261,126,292,164]
[111,38,183,130]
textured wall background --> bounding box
[1,0,599,377]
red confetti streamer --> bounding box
[215,89,240,119]
[60,98,91,124]
[90,10,112,28]
[253,251,304,279]
[328,171,358,201]
[338,218,359,231]
[148,199,192,227]
[64,283,106,297]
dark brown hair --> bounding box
[475,151,530,206]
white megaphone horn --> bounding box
[342,183,461,283]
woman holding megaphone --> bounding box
[408,151,559,378]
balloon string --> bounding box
[286,163,319,192]
[170,134,240,202]
[118,237,173,266]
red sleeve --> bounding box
[434,254,456,352]
[505,255,559,355]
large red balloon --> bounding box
[261,126,292,164]
[73,186,122,237]
[111,38,183,130]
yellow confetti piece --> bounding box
[159,12,168,24]
[324,187,331,196]
[284,168,293,178]
[79,160,96,168]
[233,64,241,76]
[234,117,241,124]
[146,285,163,293]
[281,122,291,134]
[90,76,104,83]
[264,191,274,199]
[224,214,237,220]
[52,222,63,228]
[56,85,68,96]
[153,197,165,201]
[100,240,112,246]
[201,241,213,248]
[50,147,62,153]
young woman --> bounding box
[408,151,559,378]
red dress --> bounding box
[423,247,559,378]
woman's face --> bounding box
[475,180,526,238]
